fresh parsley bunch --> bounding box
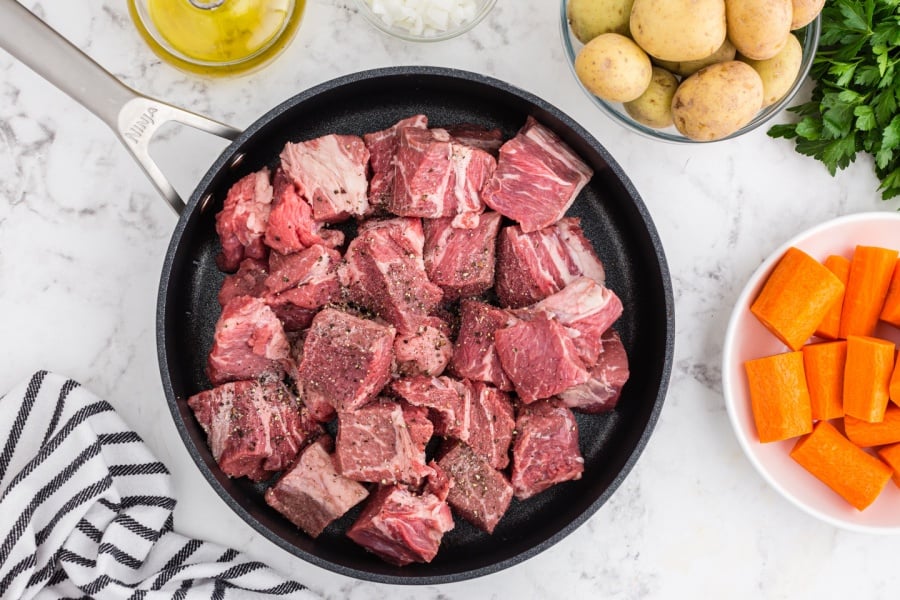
[768,0,900,199]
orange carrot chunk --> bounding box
[880,258,900,327]
[790,420,893,510]
[814,255,851,340]
[890,351,900,408]
[839,245,898,338]
[750,247,844,351]
[745,351,812,443]
[802,340,846,421]
[877,443,900,488]
[845,405,900,447]
[843,336,895,423]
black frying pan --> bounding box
[1,2,674,585]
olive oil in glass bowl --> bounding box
[128,0,305,75]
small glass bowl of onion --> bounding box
[354,0,496,42]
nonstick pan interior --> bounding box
[158,67,674,584]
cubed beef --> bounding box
[438,441,513,533]
[296,308,395,413]
[187,380,321,481]
[390,127,496,228]
[215,169,273,272]
[264,168,345,255]
[280,133,370,223]
[401,402,434,453]
[425,459,452,502]
[263,244,342,331]
[511,400,584,500]
[423,211,502,300]
[558,329,630,413]
[495,218,606,308]
[364,115,429,210]
[393,317,453,377]
[466,381,515,470]
[335,399,433,486]
[218,258,268,307]
[340,217,443,333]
[391,375,471,441]
[264,437,369,538]
[494,313,590,403]
[445,123,504,156]
[206,296,290,386]
[518,277,623,366]
[346,485,454,566]
[449,300,517,391]
[482,117,592,233]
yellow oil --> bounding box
[129,0,305,75]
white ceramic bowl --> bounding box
[722,212,900,533]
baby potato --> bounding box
[790,0,825,29]
[630,0,727,62]
[624,67,679,129]
[726,0,793,60]
[567,0,635,43]
[742,33,802,106]
[574,33,653,102]
[671,61,764,141]
[654,38,737,77]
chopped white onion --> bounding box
[364,0,480,36]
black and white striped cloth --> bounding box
[0,371,320,600]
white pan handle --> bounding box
[0,0,242,214]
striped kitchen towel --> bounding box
[0,371,320,599]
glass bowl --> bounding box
[354,0,496,42]
[128,0,305,75]
[559,0,821,143]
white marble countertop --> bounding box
[2,1,899,598]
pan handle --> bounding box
[0,1,242,214]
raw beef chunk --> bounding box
[425,459,452,502]
[264,167,344,255]
[264,437,369,538]
[423,211,502,301]
[280,133,370,223]
[495,218,606,308]
[335,399,433,486]
[520,277,623,366]
[364,115,429,210]
[340,217,443,333]
[401,402,434,453]
[390,127,496,228]
[187,380,321,481]
[482,117,592,233]
[449,300,517,391]
[218,258,268,307]
[207,296,290,386]
[393,317,453,377]
[346,485,454,566]
[558,329,630,413]
[494,313,590,403]
[392,375,471,441]
[466,381,515,470]
[264,244,342,331]
[511,400,584,500]
[445,123,504,156]
[438,441,513,533]
[296,308,395,413]
[215,169,273,272]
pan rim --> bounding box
[156,65,674,585]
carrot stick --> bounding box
[845,405,900,447]
[843,336,895,423]
[877,443,900,488]
[839,245,898,338]
[791,420,893,510]
[750,247,844,351]
[880,259,900,327]
[744,351,812,443]
[801,340,846,421]
[891,351,900,409]
[814,255,850,340]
